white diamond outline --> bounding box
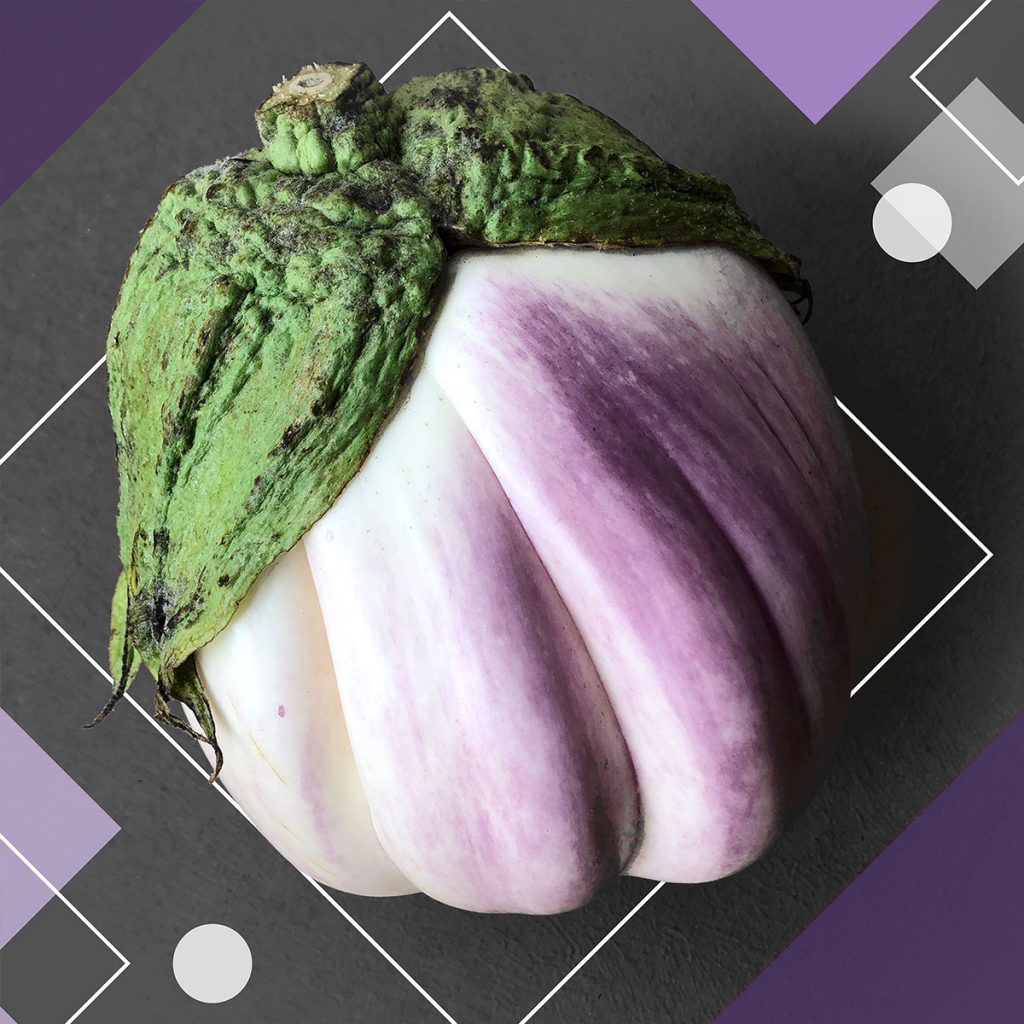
[910,0,1024,186]
[0,831,131,1024]
[0,9,996,1024]
[0,9,502,474]
[0,565,463,1024]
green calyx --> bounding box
[393,69,807,303]
[100,63,809,778]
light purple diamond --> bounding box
[692,0,941,123]
[1,711,119,945]
[1,841,52,950]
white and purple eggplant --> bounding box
[99,64,866,914]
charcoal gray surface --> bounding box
[1,2,1021,1022]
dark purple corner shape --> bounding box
[717,712,1024,1023]
[0,0,203,203]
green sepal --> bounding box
[88,568,143,730]
[107,152,443,685]
[393,68,809,313]
[96,573,221,782]
[108,568,143,690]
[164,658,223,783]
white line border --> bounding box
[0,831,131,1024]
[516,880,665,1024]
[910,0,1024,186]
[0,9,997,1024]
[0,564,461,1024]
[0,355,107,470]
[0,6,512,475]
[0,390,995,1024]
[516,402,995,1024]
[836,399,993,696]
[379,10,508,83]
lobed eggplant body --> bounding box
[192,245,864,912]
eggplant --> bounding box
[99,62,865,913]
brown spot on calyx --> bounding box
[344,182,391,215]
[243,474,267,514]
[217,574,230,587]
[270,422,303,456]
[143,585,172,643]
[456,128,500,164]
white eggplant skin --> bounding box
[196,244,864,908]
[303,371,641,914]
[424,246,863,883]
[191,544,414,896]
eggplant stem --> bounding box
[153,676,224,783]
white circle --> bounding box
[873,183,952,263]
[173,924,252,1003]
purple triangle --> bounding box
[1,711,119,946]
[692,0,940,123]
[0,0,203,203]
[716,713,1024,1022]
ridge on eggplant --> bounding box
[98,62,810,776]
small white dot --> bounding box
[173,923,252,1003]
[873,183,952,263]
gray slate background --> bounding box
[1,2,1022,1022]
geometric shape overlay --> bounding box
[173,923,253,1004]
[952,74,1024,179]
[873,183,952,262]
[874,78,1024,286]
[0,840,51,953]
[0,710,118,945]
[715,712,1024,1023]
[0,1,202,203]
[691,0,940,123]
[837,408,989,694]
[911,0,1024,185]
[0,11,1000,1024]
[0,886,122,1024]
[0,380,991,1024]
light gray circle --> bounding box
[873,182,953,262]
[172,923,253,1003]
